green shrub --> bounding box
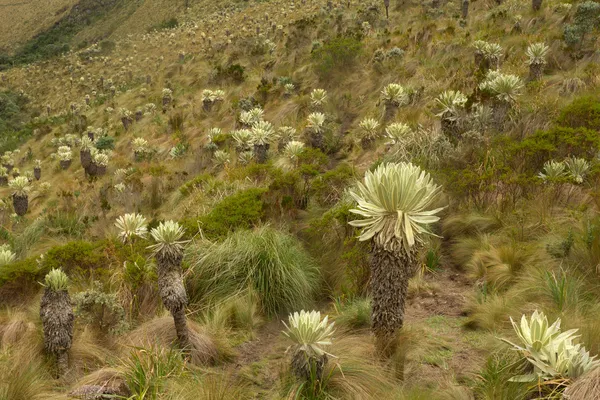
[0,257,40,286]
[95,135,116,150]
[187,227,320,316]
[74,281,128,334]
[179,173,213,196]
[42,241,107,276]
[563,1,600,47]
[556,96,600,131]
[196,188,267,239]
[311,163,356,206]
[512,127,600,172]
[214,63,246,83]
[312,36,363,79]
[147,17,179,32]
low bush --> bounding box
[195,188,267,239]
[556,96,600,131]
[312,36,363,80]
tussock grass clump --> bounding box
[124,316,231,366]
[333,298,371,330]
[188,227,320,316]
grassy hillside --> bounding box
[0,0,600,398]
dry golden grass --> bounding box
[0,0,76,50]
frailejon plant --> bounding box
[348,162,444,356]
[358,118,381,148]
[381,83,408,121]
[57,146,72,170]
[231,129,253,152]
[0,244,16,266]
[538,160,566,183]
[115,213,148,243]
[33,159,42,180]
[239,107,264,127]
[310,89,328,109]
[276,126,297,152]
[251,120,274,163]
[276,140,305,171]
[80,136,94,169]
[9,176,30,216]
[40,268,74,378]
[283,310,335,381]
[479,71,523,130]
[306,112,326,151]
[132,137,151,161]
[213,150,230,168]
[435,90,467,141]
[565,157,590,184]
[385,123,413,147]
[526,43,549,81]
[502,311,600,382]
[148,221,190,352]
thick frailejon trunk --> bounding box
[13,194,28,216]
[34,168,41,181]
[57,350,69,378]
[291,350,328,382]
[308,130,324,151]
[492,101,511,132]
[0,176,7,186]
[370,246,416,357]
[40,288,74,378]
[461,0,469,19]
[156,252,190,351]
[532,0,542,11]
[80,150,92,169]
[172,307,190,351]
[254,144,269,164]
[441,117,460,143]
[60,160,72,170]
[529,63,543,81]
[384,103,398,122]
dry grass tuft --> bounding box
[124,315,230,365]
[564,367,600,400]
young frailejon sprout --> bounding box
[0,246,16,266]
[213,150,230,167]
[277,141,305,171]
[231,129,253,151]
[502,311,600,381]
[381,83,409,107]
[359,118,381,147]
[480,72,524,103]
[115,213,148,243]
[238,151,254,165]
[348,162,444,356]
[40,268,74,378]
[251,120,275,163]
[538,160,566,182]
[526,42,550,66]
[310,89,328,108]
[526,42,549,81]
[276,126,297,151]
[435,90,467,120]
[565,157,590,184]
[240,107,264,126]
[385,123,413,146]
[283,310,335,381]
[306,112,326,133]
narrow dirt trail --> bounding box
[230,267,485,397]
